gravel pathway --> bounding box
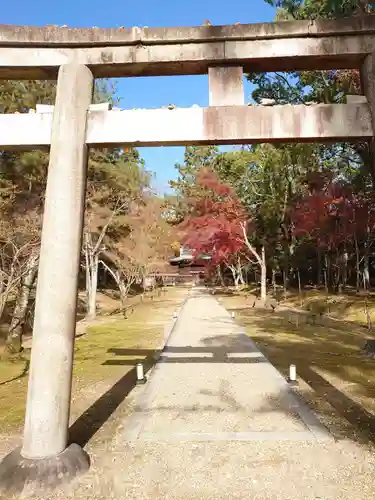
[27,288,375,499]
[120,287,330,441]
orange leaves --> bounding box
[333,69,361,95]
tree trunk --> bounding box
[0,259,18,322]
[333,250,340,293]
[234,275,240,288]
[6,253,39,353]
[87,253,99,319]
[342,250,348,290]
[240,223,267,300]
[217,265,225,286]
[260,245,267,301]
[365,294,373,330]
[323,268,328,295]
[98,259,136,311]
[324,253,330,292]
[297,268,303,306]
[272,268,276,296]
[282,240,295,293]
[84,236,91,311]
[363,224,370,290]
[119,280,128,308]
[0,287,7,324]
[229,267,237,288]
[283,269,287,299]
[355,235,361,292]
[0,278,5,321]
[229,265,240,288]
[317,247,322,286]
[364,250,370,291]
[237,258,245,285]
[283,260,290,292]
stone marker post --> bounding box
[0,64,93,494]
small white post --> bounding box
[173,311,178,319]
[231,311,235,319]
[136,362,147,385]
[288,364,298,385]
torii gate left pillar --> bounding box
[0,64,93,494]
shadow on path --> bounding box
[69,354,157,447]
[301,365,375,442]
[227,306,375,445]
[106,343,267,365]
[69,331,270,446]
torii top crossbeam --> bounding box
[0,16,375,79]
[1,17,375,149]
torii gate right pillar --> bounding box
[361,53,375,187]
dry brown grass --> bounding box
[217,286,375,327]
[0,286,187,437]
[219,291,375,442]
[284,288,375,327]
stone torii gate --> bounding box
[1,15,375,494]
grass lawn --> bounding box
[0,287,187,435]
[219,291,375,441]
[283,288,375,327]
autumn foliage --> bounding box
[177,157,375,295]
[292,175,375,251]
[180,169,248,268]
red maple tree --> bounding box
[180,168,246,268]
[291,172,375,290]
[180,168,267,297]
[292,175,375,251]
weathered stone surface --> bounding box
[0,20,374,78]
[361,52,375,185]
[208,66,244,106]
[0,113,52,148]
[346,94,367,104]
[0,16,374,47]
[86,104,374,146]
[0,104,372,150]
[22,64,93,459]
[0,444,90,496]
[310,15,375,36]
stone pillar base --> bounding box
[0,443,90,496]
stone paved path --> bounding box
[121,287,330,442]
[50,287,375,500]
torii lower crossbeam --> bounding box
[0,103,372,150]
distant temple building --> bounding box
[169,246,211,269]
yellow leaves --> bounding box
[171,241,181,257]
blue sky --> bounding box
[3,0,275,194]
